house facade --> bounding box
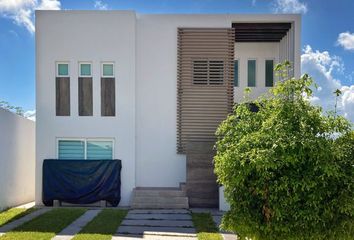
[35,10,301,207]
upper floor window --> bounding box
[193,60,224,85]
[265,59,274,87]
[57,63,69,77]
[102,63,114,77]
[247,59,256,87]
[79,62,92,77]
[234,60,239,87]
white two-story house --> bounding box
[35,10,301,208]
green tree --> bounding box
[214,63,354,239]
[0,100,24,116]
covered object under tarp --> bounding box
[42,159,121,206]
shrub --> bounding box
[214,63,354,240]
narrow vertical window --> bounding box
[58,63,69,77]
[56,62,70,116]
[247,60,256,87]
[80,63,91,77]
[234,60,239,87]
[101,63,115,116]
[265,60,274,87]
[79,62,93,116]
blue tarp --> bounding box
[42,159,121,206]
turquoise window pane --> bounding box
[234,60,239,87]
[58,64,68,76]
[87,141,113,160]
[248,60,256,87]
[58,140,85,160]
[80,64,91,76]
[103,64,114,76]
[265,60,274,87]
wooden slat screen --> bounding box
[101,78,115,116]
[78,77,93,116]
[177,28,235,153]
[56,77,70,116]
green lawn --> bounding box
[191,212,222,240]
[72,209,128,240]
[0,208,86,240]
[0,208,37,227]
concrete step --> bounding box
[129,209,190,214]
[117,226,196,237]
[131,187,189,209]
[132,196,188,204]
[133,189,186,198]
[121,219,193,227]
[131,203,189,209]
[125,213,192,220]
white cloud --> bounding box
[24,109,36,121]
[37,0,60,10]
[301,45,354,122]
[273,0,308,14]
[337,32,354,51]
[94,0,108,10]
[0,0,61,34]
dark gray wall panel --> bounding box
[56,77,70,116]
[101,78,115,116]
[78,77,93,116]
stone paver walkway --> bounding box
[113,209,197,240]
[0,208,50,237]
[52,209,102,240]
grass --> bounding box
[0,208,86,240]
[191,212,223,240]
[72,209,128,240]
[0,208,37,227]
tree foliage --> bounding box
[0,100,24,116]
[214,62,354,239]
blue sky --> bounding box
[0,0,354,120]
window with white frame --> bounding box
[79,62,92,77]
[101,62,114,78]
[57,139,114,160]
[56,62,69,77]
[247,59,256,87]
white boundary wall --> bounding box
[0,109,35,210]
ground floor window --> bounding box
[57,138,114,160]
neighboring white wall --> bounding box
[219,186,230,211]
[135,14,300,188]
[234,42,279,103]
[0,109,35,210]
[35,11,136,206]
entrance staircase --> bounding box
[130,185,189,209]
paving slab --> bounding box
[222,233,238,240]
[113,235,196,240]
[117,226,196,236]
[126,213,191,220]
[129,209,190,214]
[52,209,101,240]
[122,219,193,227]
[0,208,50,236]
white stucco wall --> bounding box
[0,109,35,210]
[233,42,279,103]
[135,14,301,188]
[35,11,136,206]
[36,11,301,205]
